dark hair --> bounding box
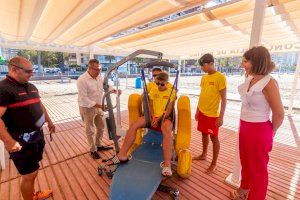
[198,53,214,66]
[152,68,162,73]
[155,71,169,82]
[88,59,99,67]
[243,46,275,75]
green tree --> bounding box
[41,51,57,67]
[0,56,6,64]
[17,50,37,64]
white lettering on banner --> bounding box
[285,44,293,50]
[187,43,300,58]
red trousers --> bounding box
[239,120,273,200]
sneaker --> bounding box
[33,190,53,200]
[97,146,113,151]
[91,151,101,159]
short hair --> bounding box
[152,68,162,73]
[243,46,275,75]
[88,59,99,67]
[8,57,23,69]
[198,53,214,66]
[155,71,169,82]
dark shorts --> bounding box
[9,133,45,175]
[197,111,219,137]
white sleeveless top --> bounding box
[238,75,272,122]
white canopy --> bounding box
[0,0,299,58]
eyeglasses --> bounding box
[156,82,165,87]
[153,74,157,77]
[90,67,101,71]
[10,63,33,74]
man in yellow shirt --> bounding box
[146,68,172,92]
[194,53,227,174]
[106,72,176,177]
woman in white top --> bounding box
[230,46,284,200]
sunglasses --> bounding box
[10,63,33,74]
[156,82,166,87]
[153,74,157,77]
[90,67,101,71]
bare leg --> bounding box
[193,133,209,160]
[118,117,146,159]
[21,170,38,200]
[161,119,173,167]
[206,135,220,174]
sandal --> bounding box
[229,189,249,200]
[160,162,173,177]
[101,155,131,173]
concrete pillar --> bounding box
[225,0,267,188]
[76,52,81,65]
[89,46,94,59]
[288,51,300,115]
[249,0,267,47]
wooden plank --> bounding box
[59,162,87,200]
[66,159,98,200]
[0,181,9,200]
[44,166,64,200]
[9,178,20,200]
[75,156,108,199]
[51,164,74,200]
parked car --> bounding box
[53,68,60,73]
[44,68,51,73]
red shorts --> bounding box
[197,111,219,136]
[151,125,161,132]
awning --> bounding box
[0,0,299,58]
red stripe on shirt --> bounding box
[7,98,40,108]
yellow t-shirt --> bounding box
[149,87,176,118]
[198,71,226,117]
[146,82,172,93]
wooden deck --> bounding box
[0,94,300,200]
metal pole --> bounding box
[226,0,267,188]
[126,64,128,89]
[0,141,5,170]
[178,59,182,90]
[288,51,300,115]
[37,51,43,76]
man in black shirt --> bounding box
[0,56,55,200]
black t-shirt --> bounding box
[0,75,44,139]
